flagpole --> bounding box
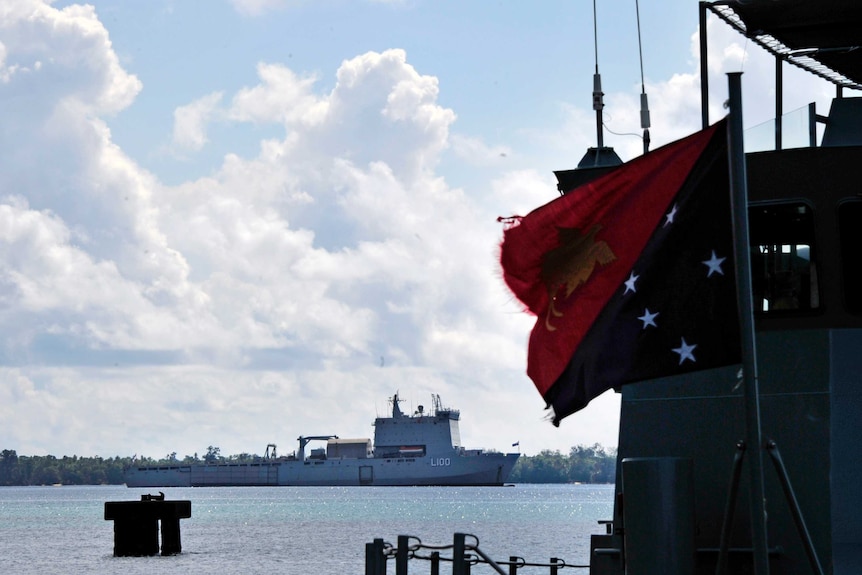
[726,72,770,575]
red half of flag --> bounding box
[500,119,739,422]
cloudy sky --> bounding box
[0,0,849,459]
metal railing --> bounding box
[365,532,588,575]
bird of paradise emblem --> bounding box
[541,224,615,331]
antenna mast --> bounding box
[591,0,605,149]
[635,0,651,153]
[552,0,623,193]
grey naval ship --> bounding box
[124,393,519,487]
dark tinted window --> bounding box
[749,202,819,314]
[838,200,862,315]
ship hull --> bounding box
[125,452,519,487]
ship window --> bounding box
[749,202,819,313]
[838,199,862,315]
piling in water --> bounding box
[104,493,191,557]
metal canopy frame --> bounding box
[704,1,862,91]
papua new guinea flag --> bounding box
[500,119,741,425]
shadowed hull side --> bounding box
[125,453,520,487]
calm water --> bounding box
[0,484,614,574]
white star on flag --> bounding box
[702,250,726,277]
[663,203,678,227]
[638,308,659,329]
[624,271,639,294]
[672,338,698,364]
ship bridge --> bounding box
[373,393,463,458]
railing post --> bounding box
[365,541,384,575]
[366,542,375,575]
[509,556,519,575]
[371,538,386,575]
[453,533,467,575]
[396,535,409,575]
[550,557,561,575]
[430,551,440,575]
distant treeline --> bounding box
[507,444,616,484]
[0,449,131,486]
[0,446,250,486]
[0,444,617,486]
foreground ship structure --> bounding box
[563,2,862,574]
[125,393,519,487]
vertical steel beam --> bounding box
[699,2,710,129]
[808,103,817,147]
[775,57,783,150]
[727,72,770,575]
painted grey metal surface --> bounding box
[125,394,519,487]
[621,457,695,575]
[604,142,862,574]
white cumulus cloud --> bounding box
[0,0,611,458]
[171,91,224,151]
[228,0,291,17]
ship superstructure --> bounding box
[566,2,862,573]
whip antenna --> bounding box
[553,0,622,193]
[592,0,605,149]
[635,0,651,153]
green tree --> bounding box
[509,444,617,484]
[0,449,21,485]
[204,446,221,463]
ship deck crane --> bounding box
[297,435,338,460]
